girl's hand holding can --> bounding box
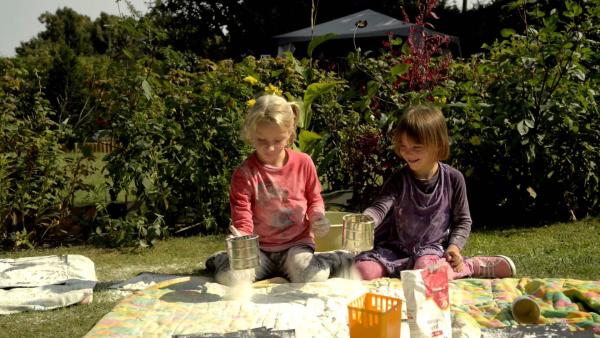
[311,215,330,237]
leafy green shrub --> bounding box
[0,60,93,248]
[101,57,247,239]
[337,0,599,225]
[101,53,351,240]
[444,0,600,224]
[340,2,453,210]
[5,0,596,247]
[91,210,166,248]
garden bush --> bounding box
[334,0,599,224]
[0,60,93,248]
[100,50,351,244]
[444,0,599,224]
[2,0,598,249]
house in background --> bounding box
[273,9,461,58]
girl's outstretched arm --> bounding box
[364,171,403,228]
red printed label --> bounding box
[422,264,449,310]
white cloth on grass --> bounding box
[0,255,97,314]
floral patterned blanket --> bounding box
[451,278,599,337]
[84,276,599,338]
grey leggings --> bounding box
[205,245,355,286]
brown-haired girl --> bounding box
[354,105,516,280]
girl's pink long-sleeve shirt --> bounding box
[229,148,325,252]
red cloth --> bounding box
[230,149,324,252]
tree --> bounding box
[147,0,230,58]
[224,0,311,57]
[147,0,409,58]
[44,45,86,126]
[17,7,94,56]
[90,13,121,55]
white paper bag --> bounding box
[401,264,451,338]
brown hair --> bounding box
[241,94,300,145]
[391,105,449,160]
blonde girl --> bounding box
[206,94,353,285]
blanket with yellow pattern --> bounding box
[85,276,599,337]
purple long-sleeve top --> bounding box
[361,162,472,261]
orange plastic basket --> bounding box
[348,292,402,338]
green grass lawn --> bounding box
[0,218,598,338]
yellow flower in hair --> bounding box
[243,76,259,85]
[265,83,283,96]
[246,99,256,108]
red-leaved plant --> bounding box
[386,0,453,92]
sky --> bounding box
[0,0,490,57]
[0,0,151,57]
